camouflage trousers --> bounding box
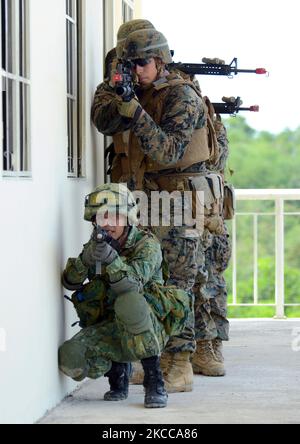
[194,226,231,342]
[59,290,168,382]
[151,225,204,354]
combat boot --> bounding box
[129,361,144,385]
[163,351,193,393]
[192,340,225,377]
[212,339,225,363]
[104,362,132,401]
[159,352,173,377]
[141,356,168,409]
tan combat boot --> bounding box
[163,352,193,393]
[212,339,225,363]
[192,340,225,377]
[129,361,144,385]
[159,352,173,377]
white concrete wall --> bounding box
[0,0,104,424]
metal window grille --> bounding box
[1,0,30,177]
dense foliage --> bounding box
[223,117,300,317]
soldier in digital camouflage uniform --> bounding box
[91,27,224,393]
[59,183,189,408]
[192,112,231,376]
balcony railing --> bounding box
[228,189,300,318]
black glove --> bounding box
[94,241,118,265]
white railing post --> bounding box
[253,214,259,305]
[232,215,237,305]
[274,198,286,319]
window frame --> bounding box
[1,0,31,178]
[122,0,134,23]
[66,0,86,179]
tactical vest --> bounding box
[112,73,218,188]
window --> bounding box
[66,0,85,178]
[1,0,30,177]
[122,0,134,23]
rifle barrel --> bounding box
[235,68,267,75]
[171,63,267,76]
[212,103,260,114]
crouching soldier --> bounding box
[59,183,189,409]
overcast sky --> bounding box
[141,0,299,134]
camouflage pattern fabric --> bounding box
[59,309,167,381]
[133,83,204,166]
[149,215,203,354]
[59,226,189,381]
[90,61,210,355]
[188,111,231,343]
[91,81,131,137]
[123,29,173,64]
[133,76,208,354]
[194,202,231,342]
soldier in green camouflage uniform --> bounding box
[192,115,231,376]
[59,183,189,408]
[91,28,211,393]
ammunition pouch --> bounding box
[68,278,108,328]
[189,173,225,235]
[146,172,225,234]
[223,183,236,220]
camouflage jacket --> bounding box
[63,226,164,290]
[91,81,132,136]
[91,74,206,168]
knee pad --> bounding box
[58,340,88,381]
[114,291,153,335]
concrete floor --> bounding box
[40,319,300,424]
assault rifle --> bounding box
[169,57,267,77]
[113,61,136,102]
[212,97,259,116]
[96,227,121,253]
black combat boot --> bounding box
[141,356,168,408]
[104,362,132,401]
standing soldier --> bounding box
[92,28,224,393]
[92,19,155,150]
[192,107,232,376]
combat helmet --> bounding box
[84,183,138,225]
[123,29,173,64]
[116,19,155,59]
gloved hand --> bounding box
[117,98,142,119]
[94,241,118,265]
[81,239,98,268]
